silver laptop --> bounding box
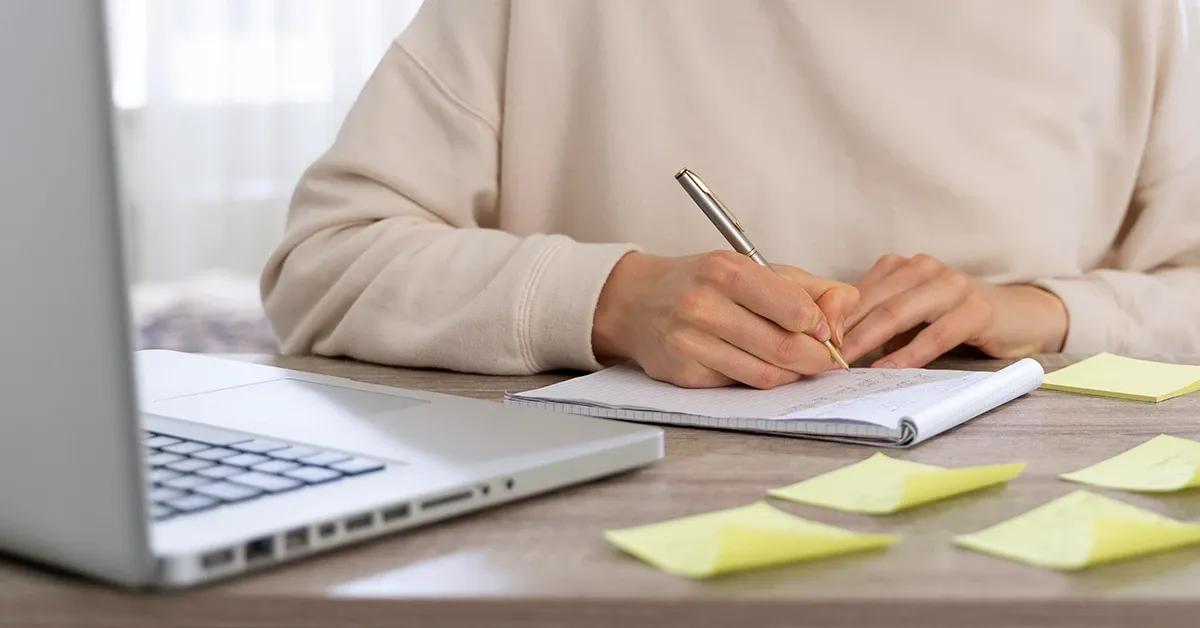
[0,1,662,588]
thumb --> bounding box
[774,265,860,347]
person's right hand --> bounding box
[591,251,858,389]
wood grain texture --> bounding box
[4,353,1200,628]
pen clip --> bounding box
[711,194,745,233]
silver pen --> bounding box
[675,167,851,370]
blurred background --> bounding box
[105,0,423,353]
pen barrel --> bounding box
[676,173,758,258]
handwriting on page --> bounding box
[777,373,989,427]
[515,364,975,420]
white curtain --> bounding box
[106,0,424,284]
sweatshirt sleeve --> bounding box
[1036,2,1200,357]
[260,2,635,374]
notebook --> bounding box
[506,358,1044,447]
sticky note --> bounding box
[767,452,1024,514]
[955,490,1200,570]
[1061,435,1200,492]
[604,501,898,578]
[1041,352,1200,402]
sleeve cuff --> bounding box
[1033,277,1124,354]
[523,238,640,372]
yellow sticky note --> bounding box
[1041,352,1200,402]
[955,490,1200,570]
[604,501,898,578]
[1061,434,1200,492]
[767,452,1024,514]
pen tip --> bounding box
[675,167,691,179]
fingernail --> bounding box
[813,318,830,342]
[875,359,897,369]
[834,316,845,347]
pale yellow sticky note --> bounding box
[1041,352,1200,402]
[1061,434,1200,492]
[955,490,1200,570]
[604,501,898,578]
[767,452,1024,514]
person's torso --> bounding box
[491,0,1157,283]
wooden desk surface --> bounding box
[5,354,1200,627]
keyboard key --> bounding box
[330,457,385,475]
[299,451,351,467]
[231,439,288,454]
[166,458,215,473]
[166,494,219,513]
[145,435,179,448]
[230,472,302,493]
[149,468,182,484]
[162,475,213,490]
[147,452,185,467]
[197,464,241,479]
[144,419,252,446]
[162,441,209,455]
[194,481,262,503]
[193,447,239,461]
[268,446,319,461]
[284,466,342,484]
[149,487,185,503]
[223,453,270,468]
[151,504,175,521]
[252,459,299,474]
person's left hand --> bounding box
[839,253,1069,368]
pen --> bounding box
[674,167,851,370]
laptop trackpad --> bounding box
[148,379,430,458]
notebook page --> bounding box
[512,364,976,421]
[902,358,1044,444]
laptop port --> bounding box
[344,513,374,533]
[200,548,234,570]
[505,478,515,491]
[381,504,410,523]
[245,536,274,563]
[420,490,473,511]
[284,527,310,552]
[317,522,338,539]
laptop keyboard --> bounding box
[143,430,386,521]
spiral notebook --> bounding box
[506,358,1044,447]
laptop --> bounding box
[0,1,662,588]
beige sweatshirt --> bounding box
[263,0,1200,374]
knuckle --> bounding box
[911,253,944,275]
[940,268,969,291]
[789,299,820,331]
[877,301,906,327]
[877,253,906,268]
[672,365,716,389]
[697,251,742,288]
[748,366,785,390]
[774,333,801,364]
[673,289,709,324]
[922,325,951,350]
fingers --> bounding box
[658,327,802,390]
[696,252,829,340]
[840,272,970,363]
[694,295,834,374]
[845,253,944,330]
[873,296,991,368]
[775,265,859,346]
[854,253,908,289]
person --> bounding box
[262,0,1200,389]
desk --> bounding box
[4,354,1200,627]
